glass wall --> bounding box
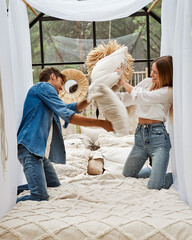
[28,7,161,83]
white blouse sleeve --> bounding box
[116,78,153,107]
[117,78,173,107]
[131,86,173,105]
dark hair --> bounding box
[39,67,66,84]
[153,56,173,88]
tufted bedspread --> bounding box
[0,135,192,240]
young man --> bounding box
[17,67,113,202]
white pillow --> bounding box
[89,72,120,97]
[64,134,94,150]
[64,139,85,149]
[96,146,149,175]
[87,83,129,136]
[80,126,109,143]
[97,147,132,174]
[53,148,91,179]
[91,46,128,81]
[95,133,134,148]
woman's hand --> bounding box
[116,62,125,76]
[118,78,126,86]
[116,63,127,86]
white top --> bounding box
[117,78,173,122]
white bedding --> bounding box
[0,134,192,240]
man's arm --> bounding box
[76,99,90,112]
[70,114,114,132]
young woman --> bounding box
[117,56,173,190]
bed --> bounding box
[0,130,192,240]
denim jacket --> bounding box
[17,82,79,164]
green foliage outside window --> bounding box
[27,3,161,84]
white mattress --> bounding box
[0,134,192,240]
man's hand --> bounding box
[102,120,114,132]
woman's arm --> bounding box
[119,78,133,94]
[116,64,133,94]
[131,87,173,105]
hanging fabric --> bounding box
[0,71,8,180]
[26,0,153,21]
[161,0,192,207]
[0,0,18,220]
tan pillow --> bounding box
[87,83,129,136]
[87,158,104,175]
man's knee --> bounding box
[33,194,49,201]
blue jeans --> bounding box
[123,122,173,190]
[17,144,61,202]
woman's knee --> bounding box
[148,182,162,190]
[147,177,163,190]
[122,167,136,177]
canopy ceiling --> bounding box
[26,0,153,21]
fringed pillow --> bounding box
[89,47,129,93]
[87,83,129,136]
[91,46,128,81]
[86,41,134,90]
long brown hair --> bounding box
[153,56,173,121]
[153,55,173,88]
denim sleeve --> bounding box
[35,83,77,128]
[67,102,81,113]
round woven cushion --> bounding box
[59,69,89,103]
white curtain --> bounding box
[26,0,153,21]
[0,0,33,220]
[9,0,33,130]
[0,0,18,219]
[161,0,192,207]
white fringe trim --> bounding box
[0,71,8,181]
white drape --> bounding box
[0,0,33,220]
[0,0,18,219]
[161,0,192,207]
[26,0,153,21]
[9,0,33,130]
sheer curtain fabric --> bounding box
[26,0,153,21]
[0,0,33,220]
[0,0,18,220]
[161,0,192,207]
